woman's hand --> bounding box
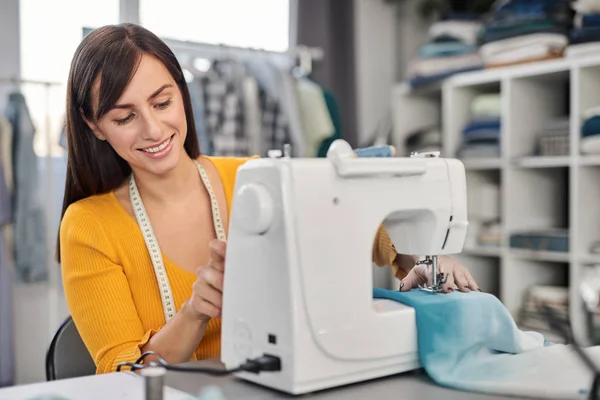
[186,239,227,323]
[398,255,480,293]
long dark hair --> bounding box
[56,23,200,262]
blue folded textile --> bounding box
[409,65,483,90]
[463,118,501,136]
[571,27,600,44]
[582,14,600,28]
[372,288,598,399]
[582,115,600,137]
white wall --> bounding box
[353,0,398,145]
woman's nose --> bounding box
[142,112,163,140]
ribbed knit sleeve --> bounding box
[60,202,159,373]
[372,225,408,280]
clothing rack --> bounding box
[164,38,324,76]
[0,76,63,342]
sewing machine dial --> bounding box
[235,183,274,235]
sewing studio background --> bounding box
[1,0,600,389]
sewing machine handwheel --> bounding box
[235,183,274,235]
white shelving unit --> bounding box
[392,55,600,346]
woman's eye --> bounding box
[156,99,172,110]
[114,114,134,125]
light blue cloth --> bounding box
[4,92,47,283]
[0,155,14,387]
[372,288,598,399]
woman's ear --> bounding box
[80,110,106,141]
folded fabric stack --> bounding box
[534,116,570,156]
[581,106,600,154]
[408,17,483,89]
[567,0,600,58]
[518,285,568,344]
[478,0,573,68]
[457,93,501,159]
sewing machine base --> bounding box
[224,299,420,395]
[233,357,421,395]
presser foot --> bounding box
[416,255,448,293]
[418,272,448,293]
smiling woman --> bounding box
[57,23,477,376]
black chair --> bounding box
[46,315,96,380]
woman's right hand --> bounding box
[187,239,226,323]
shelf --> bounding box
[579,254,600,264]
[512,156,570,168]
[579,155,600,166]
[509,249,571,262]
[462,158,502,170]
[462,246,501,257]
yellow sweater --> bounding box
[60,156,399,374]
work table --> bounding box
[0,361,538,400]
[166,363,526,399]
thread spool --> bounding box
[141,366,166,400]
[354,145,396,158]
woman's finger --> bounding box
[198,264,224,292]
[195,280,223,309]
[465,269,481,292]
[441,268,455,293]
[454,269,470,293]
[400,266,427,292]
[209,240,226,272]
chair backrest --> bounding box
[46,316,96,381]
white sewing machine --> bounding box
[221,139,469,395]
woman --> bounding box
[58,23,480,374]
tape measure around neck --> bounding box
[129,160,227,323]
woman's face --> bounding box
[87,53,188,176]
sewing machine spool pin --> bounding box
[417,255,447,293]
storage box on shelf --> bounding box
[507,69,570,165]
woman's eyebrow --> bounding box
[111,84,173,110]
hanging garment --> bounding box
[4,92,47,283]
[245,59,305,157]
[202,60,248,157]
[372,288,600,399]
[0,155,14,387]
[258,84,291,156]
[316,89,342,158]
[187,77,211,155]
[296,79,334,157]
[242,76,263,156]
[0,117,13,194]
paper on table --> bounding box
[0,372,199,400]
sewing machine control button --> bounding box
[235,183,273,234]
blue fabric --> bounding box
[582,116,600,137]
[463,118,501,136]
[571,27,600,44]
[409,66,483,89]
[478,0,573,44]
[372,288,553,396]
[582,14,600,28]
[4,92,47,283]
[418,39,477,59]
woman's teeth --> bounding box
[143,137,171,153]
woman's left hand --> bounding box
[398,255,480,293]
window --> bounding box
[140,0,290,52]
[19,0,119,156]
